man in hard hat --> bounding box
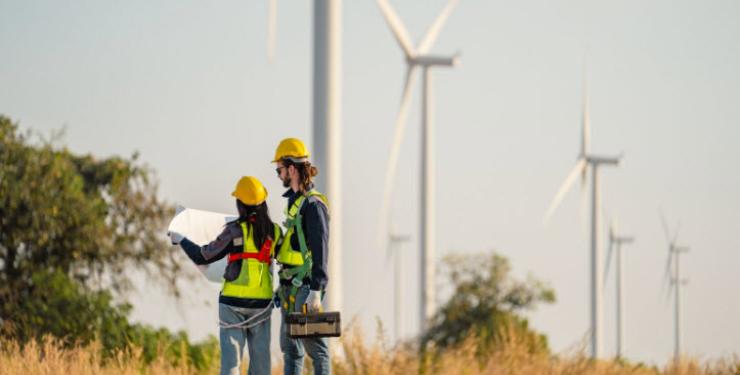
[169,176,280,375]
[272,138,331,375]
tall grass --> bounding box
[0,336,197,375]
[332,322,739,375]
[2,326,738,375]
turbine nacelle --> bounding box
[613,236,634,245]
[584,154,621,166]
[671,245,690,254]
[408,54,460,67]
[389,233,411,243]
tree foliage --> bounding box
[423,252,556,355]
[0,115,213,368]
[0,116,182,295]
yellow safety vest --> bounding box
[221,222,281,300]
[276,190,328,267]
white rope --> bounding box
[219,303,274,329]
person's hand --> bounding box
[167,231,184,245]
[305,290,322,313]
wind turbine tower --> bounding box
[313,0,342,313]
[377,0,460,333]
[389,232,411,342]
[604,219,634,358]
[671,245,689,362]
[544,74,622,359]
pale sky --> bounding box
[2,0,739,365]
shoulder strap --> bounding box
[286,195,307,221]
[306,190,329,207]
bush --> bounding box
[424,252,555,357]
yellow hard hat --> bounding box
[231,176,268,206]
[273,138,309,163]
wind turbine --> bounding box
[660,212,689,363]
[543,72,621,359]
[377,0,460,333]
[603,218,634,359]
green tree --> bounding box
[0,115,215,367]
[423,252,556,355]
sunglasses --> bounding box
[275,166,285,175]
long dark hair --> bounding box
[284,159,319,192]
[236,200,275,249]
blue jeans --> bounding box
[279,285,331,375]
[219,303,272,375]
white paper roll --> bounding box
[167,207,237,283]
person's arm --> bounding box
[179,222,240,265]
[303,199,330,291]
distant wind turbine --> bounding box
[604,218,634,359]
[376,0,461,333]
[660,211,689,364]
[544,70,622,359]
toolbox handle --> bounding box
[301,303,323,314]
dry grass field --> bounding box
[1,327,738,375]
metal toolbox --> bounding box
[286,311,341,338]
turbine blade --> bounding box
[267,0,276,63]
[602,206,611,233]
[378,66,418,249]
[603,214,618,286]
[659,208,672,244]
[417,0,459,54]
[377,0,416,58]
[580,66,590,158]
[672,220,682,245]
[579,167,588,229]
[544,158,587,224]
[664,251,673,281]
[579,65,589,227]
[661,249,673,301]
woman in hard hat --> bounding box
[169,176,281,375]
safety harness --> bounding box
[278,191,326,312]
[219,223,276,329]
[225,223,272,286]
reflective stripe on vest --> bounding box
[221,222,280,300]
[276,190,328,267]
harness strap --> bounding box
[228,238,272,264]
